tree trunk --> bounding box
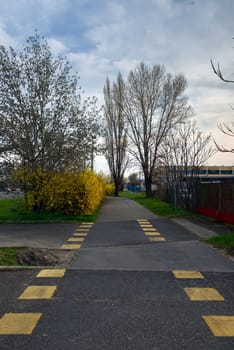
[144,176,152,197]
[114,179,120,197]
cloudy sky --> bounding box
[0,0,233,172]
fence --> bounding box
[196,181,234,224]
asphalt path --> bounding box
[0,197,233,349]
[0,223,78,248]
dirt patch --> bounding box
[17,248,76,267]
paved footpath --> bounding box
[0,197,233,349]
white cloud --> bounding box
[0,22,16,47]
[0,0,233,167]
[47,37,67,55]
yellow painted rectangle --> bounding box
[60,244,81,249]
[202,316,234,336]
[149,237,166,241]
[73,232,87,237]
[67,237,84,242]
[76,228,89,232]
[0,313,42,335]
[82,222,94,224]
[18,286,57,300]
[144,231,160,236]
[184,288,224,301]
[140,224,153,228]
[172,270,205,279]
[80,225,91,229]
[142,228,156,231]
[36,269,66,278]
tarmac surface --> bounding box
[0,196,233,349]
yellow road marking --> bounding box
[79,225,92,229]
[60,244,81,249]
[18,286,57,300]
[184,288,224,301]
[144,231,160,236]
[0,313,42,335]
[73,232,87,237]
[172,270,205,279]
[142,227,157,231]
[82,222,94,224]
[36,269,66,278]
[149,237,166,241]
[67,237,84,242]
[140,224,154,228]
[76,228,89,232]
[202,316,234,336]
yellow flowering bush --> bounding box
[15,168,106,215]
[105,183,115,196]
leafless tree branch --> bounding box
[210,59,234,83]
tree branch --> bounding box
[210,59,234,83]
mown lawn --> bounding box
[120,191,190,217]
[0,198,97,223]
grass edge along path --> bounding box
[120,191,234,256]
[0,198,98,223]
[207,233,234,256]
[120,191,190,217]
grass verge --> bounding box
[120,191,191,217]
[0,198,98,223]
[207,233,234,256]
[0,247,19,266]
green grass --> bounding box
[120,191,191,217]
[0,198,98,223]
[207,233,234,256]
[0,247,19,266]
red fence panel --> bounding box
[196,182,234,224]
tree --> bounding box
[211,48,234,153]
[128,172,141,187]
[160,120,215,209]
[125,62,192,197]
[211,58,234,83]
[103,73,129,196]
[0,33,101,174]
[214,122,234,153]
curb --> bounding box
[0,265,56,271]
[171,217,217,239]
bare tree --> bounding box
[104,73,129,196]
[211,44,234,153]
[214,121,234,153]
[211,58,234,83]
[125,62,192,197]
[128,172,141,187]
[160,120,215,209]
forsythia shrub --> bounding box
[15,168,106,215]
[105,183,115,196]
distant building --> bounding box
[153,165,234,184]
[182,166,234,183]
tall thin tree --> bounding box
[104,73,128,196]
